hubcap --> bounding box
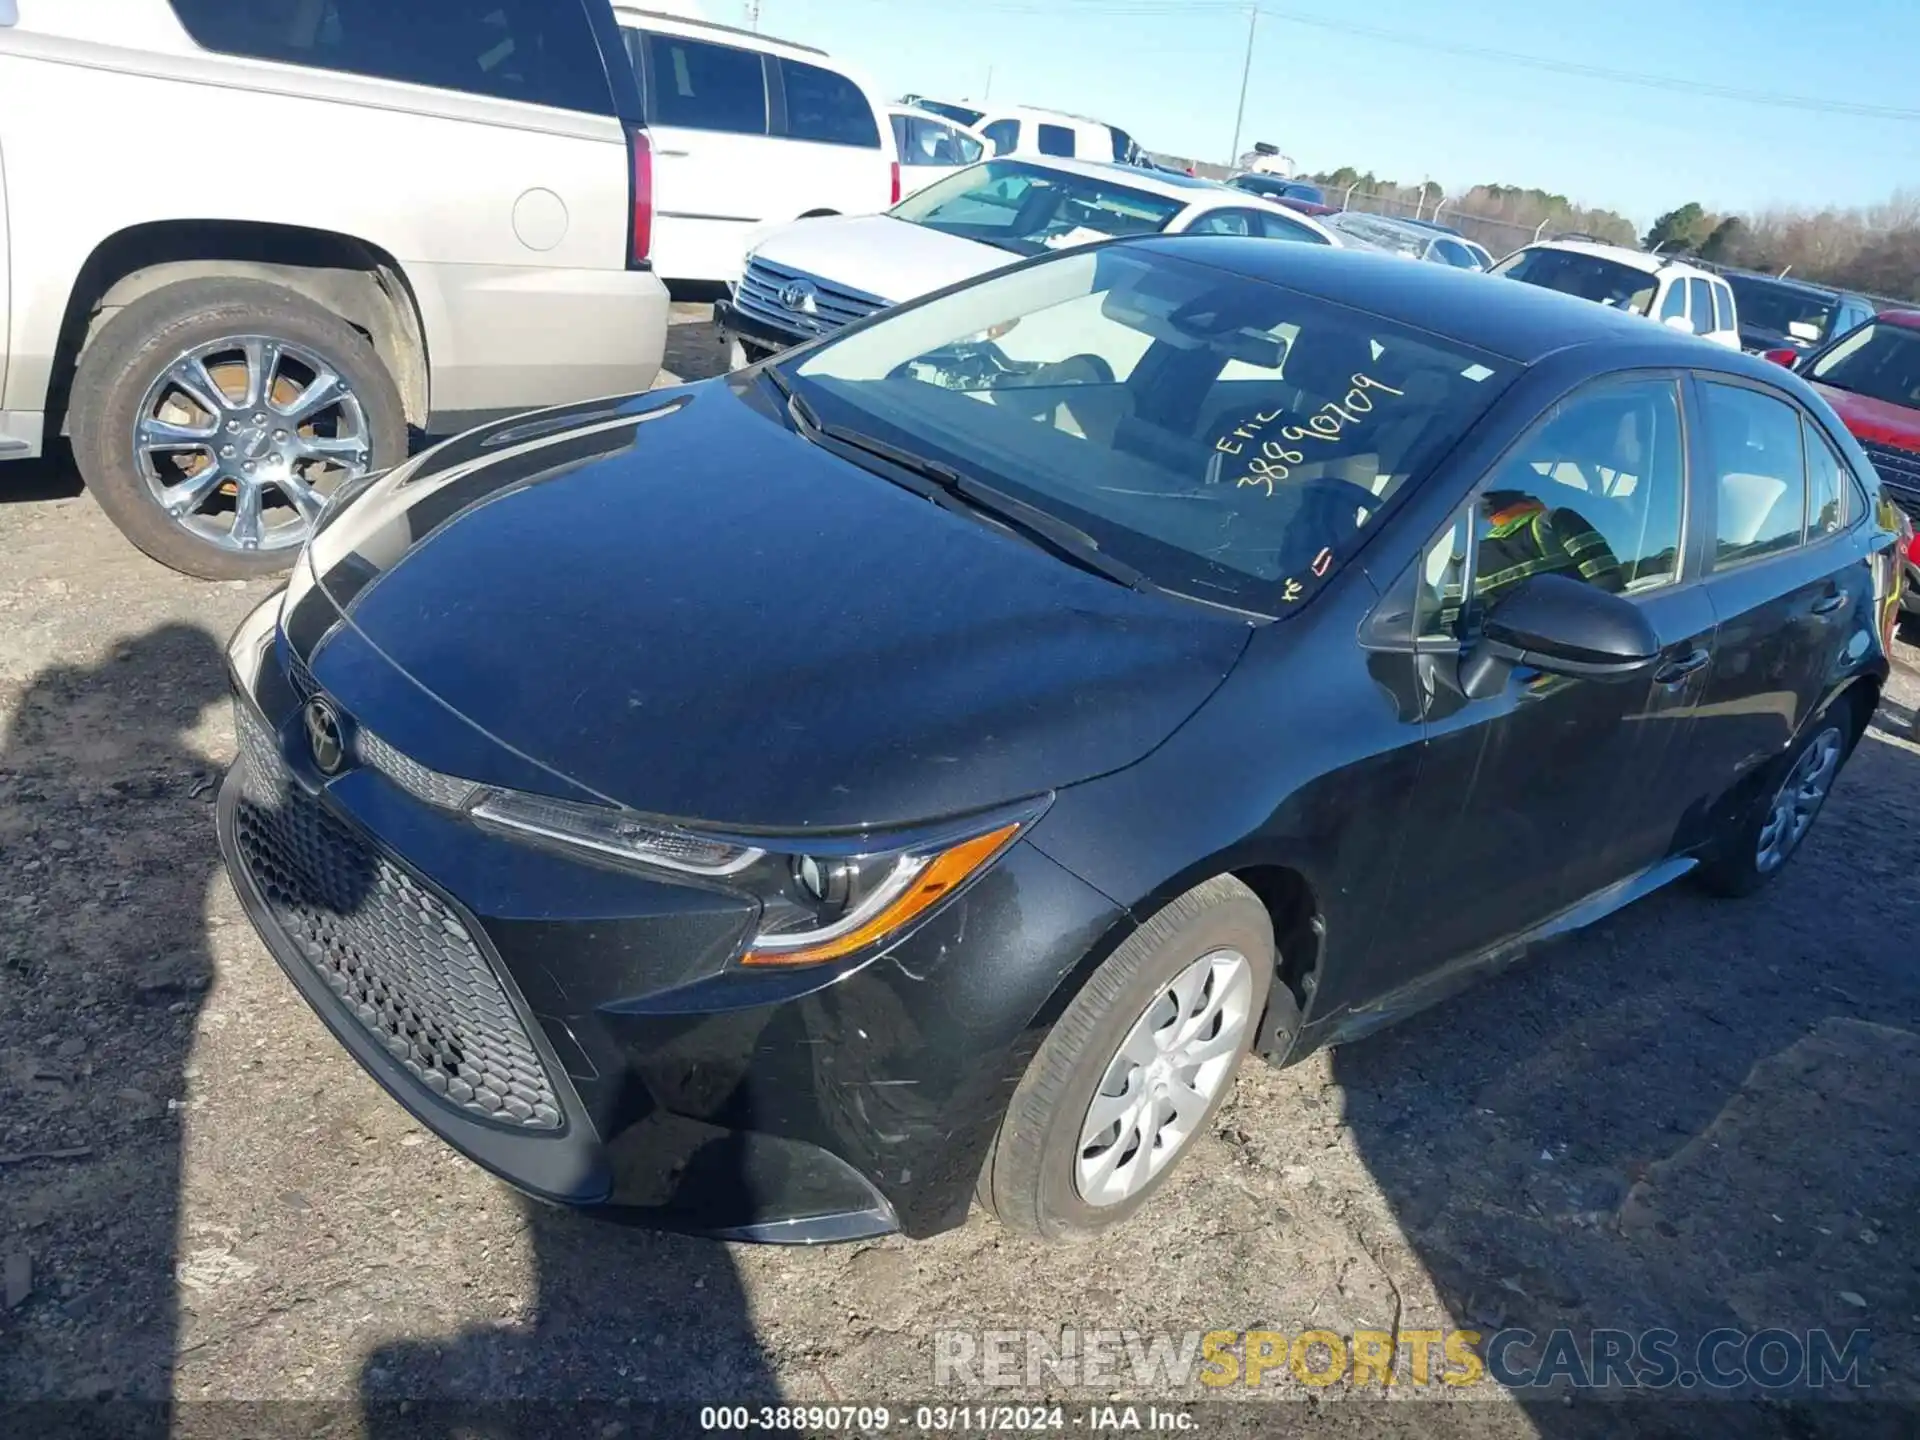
[1075,948,1254,1208]
[133,335,371,555]
[1756,726,1842,873]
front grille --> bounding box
[734,256,888,341]
[231,704,563,1130]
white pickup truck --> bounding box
[0,0,670,578]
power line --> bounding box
[851,0,1920,123]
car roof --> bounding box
[1127,234,1766,365]
[1720,269,1845,300]
[1328,212,1436,244]
[1525,238,1727,283]
[612,7,826,57]
[977,104,1118,131]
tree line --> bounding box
[1307,166,1920,301]
[1641,193,1920,302]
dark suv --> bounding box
[1724,271,1876,359]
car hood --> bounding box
[1811,382,1920,452]
[291,383,1250,832]
[749,214,1016,305]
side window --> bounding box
[1185,209,1260,237]
[778,58,880,147]
[1468,378,1688,616]
[1713,283,1735,333]
[1258,211,1331,245]
[646,35,767,134]
[1688,278,1716,335]
[982,119,1019,155]
[951,125,985,165]
[1416,513,1472,640]
[168,0,616,114]
[890,112,913,159]
[1036,123,1077,158]
[1659,281,1689,323]
[1804,422,1852,538]
[1700,382,1808,566]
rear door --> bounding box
[770,55,891,218]
[629,27,777,282]
[894,112,984,197]
[1688,376,1876,792]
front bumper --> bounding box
[217,598,1123,1241]
[713,297,806,360]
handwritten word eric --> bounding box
[1215,373,1406,497]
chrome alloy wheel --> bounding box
[132,335,371,555]
[1756,727,1843,874]
[1075,948,1255,1207]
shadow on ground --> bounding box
[1334,722,1920,1435]
[0,624,225,1416]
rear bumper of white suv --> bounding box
[417,263,671,434]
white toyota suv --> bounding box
[0,0,670,578]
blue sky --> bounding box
[718,0,1913,228]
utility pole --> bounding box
[1228,5,1257,169]
[745,0,761,32]
[983,64,994,100]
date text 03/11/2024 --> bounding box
[697,1404,1196,1432]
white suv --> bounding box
[972,105,1144,168]
[0,0,670,579]
[613,8,897,283]
[1492,240,1741,350]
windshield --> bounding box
[1493,247,1658,315]
[1327,213,1426,257]
[889,159,1186,257]
[915,99,984,128]
[1726,276,1837,342]
[1808,322,1920,410]
[784,245,1513,613]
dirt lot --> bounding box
[2,309,1918,1437]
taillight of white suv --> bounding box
[630,129,654,267]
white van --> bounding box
[613,8,898,283]
[971,105,1144,168]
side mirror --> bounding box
[1662,314,1695,333]
[1458,574,1659,698]
[1761,347,1801,369]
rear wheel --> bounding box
[70,278,406,579]
[1695,714,1851,896]
[977,875,1274,1239]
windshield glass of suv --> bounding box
[1726,276,1837,342]
[1493,248,1658,315]
[787,246,1512,613]
[890,161,1185,256]
[1808,322,1920,410]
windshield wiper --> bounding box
[784,395,1155,593]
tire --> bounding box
[70,278,407,580]
[977,875,1275,1240]
[1694,710,1854,897]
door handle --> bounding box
[654,148,692,158]
[1653,648,1711,684]
[1810,592,1848,615]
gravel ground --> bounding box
[2,308,1917,1437]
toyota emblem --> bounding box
[778,279,818,315]
[303,697,346,776]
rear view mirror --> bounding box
[1458,574,1659,698]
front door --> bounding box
[1368,374,1714,989]
[1686,377,1876,789]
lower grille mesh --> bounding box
[232,705,562,1130]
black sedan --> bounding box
[219,238,1897,1243]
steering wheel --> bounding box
[1049,352,1115,385]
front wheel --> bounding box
[1694,716,1850,897]
[70,278,407,579]
[977,875,1274,1239]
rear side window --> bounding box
[645,34,766,134]
[1804,425,1852,538]
[1688,278,1716,335]
[778,58,879,147]
[1713,282,1735,332]
[1701,382,1808,566]
[1037,123,1077,158]
[168,0,615,113]
[982,119,1019,155]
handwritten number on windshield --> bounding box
[1215,373,1406,497]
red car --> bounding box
[1765,311,1920,629]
